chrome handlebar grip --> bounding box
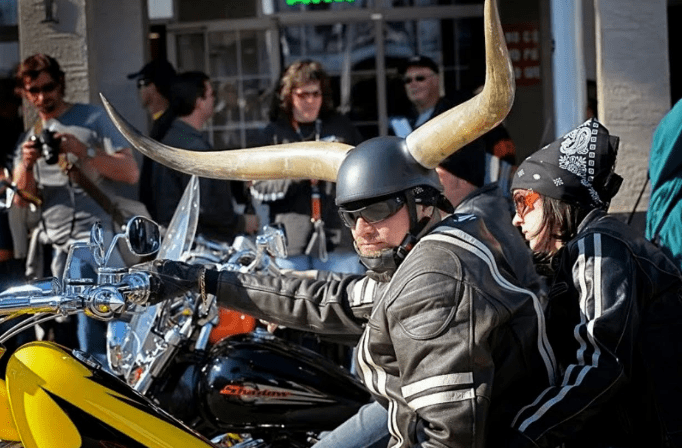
[0,295,70,314]
[119,272,152,306]
[84,286,127,320]
[0,273,150,319]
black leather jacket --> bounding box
[250,114,363,255]
[510,209,682,448]
[214,214,557,447]
[455,183,545,301]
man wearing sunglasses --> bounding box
[307,142,547,448]
[390,55,462,138]
[145,136,555,448]
[11,53,140,362]
[127,59,177,215]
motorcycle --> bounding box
[0,177,370,447]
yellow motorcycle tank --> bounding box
[0,377,19,441]
[2,341,214,448]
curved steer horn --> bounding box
[406,0,514,168]
[103,0,513,181]
[100,96,351,182]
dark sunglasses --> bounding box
[513,191,540,218]
[25,81,59,96]
[339,196,405,228]
[403,74,432,85]
[137,78,152,89]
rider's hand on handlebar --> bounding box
[132,260,205,302]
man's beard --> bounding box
[354,238,388,258]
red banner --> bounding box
[503,23,541,87]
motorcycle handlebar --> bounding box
[0,272,152,319]
[0,295,78,314]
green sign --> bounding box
[287,0,354,5]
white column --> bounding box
[550,0,586,137]
[594,0,670,222]
[17,0,147,135]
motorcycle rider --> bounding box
[109,1,558,444]
[309,143,548,448]
[141,134,557,447]
[508,118,682,448]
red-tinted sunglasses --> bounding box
[513,191,540,218]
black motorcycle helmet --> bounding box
[336,136,447,278]
[336,136,443,204]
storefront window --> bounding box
[265,0,480,12]
[176,33,205,72]
[0,0,18,75]
[0,0,17,25]
[170,0,483,146]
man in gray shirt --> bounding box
[12,53,139,360]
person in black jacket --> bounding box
[127,59,177,214]
[112,2,554,444]
[250,59,364,274]
[141,136,556,448]
[389,55,457,138]
[391,56,518,203]
[309,140,548,448]
[508,118,682,448]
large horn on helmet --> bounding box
[100,95,352,182]
[406,0,514,169]
[104,0,510,181]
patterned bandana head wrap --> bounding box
[511,118,623,209]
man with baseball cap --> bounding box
[127,59,177,215]
[390,55,460,137]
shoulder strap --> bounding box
[62,161,126,227]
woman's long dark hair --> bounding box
[534,196,590,256]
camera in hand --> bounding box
[30,129,61,165]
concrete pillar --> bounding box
[17,0,148,198]
[550,0,586,137]
[594,0,670,229]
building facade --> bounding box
[11,0,679,226]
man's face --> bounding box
[136,78,156,109]
[403,66,439,108]
[197,80,216,120]
[350,205,410,257]
[23,71,63,116]
[291,81,323,124]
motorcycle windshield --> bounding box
[158,175,200,261]
[106,176,199,377]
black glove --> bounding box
[132,259,204,303]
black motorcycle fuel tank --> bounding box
[198,330,371,431]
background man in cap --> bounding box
[389,55,457,137]
[392,55,518,200]
[127,59,176,214]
